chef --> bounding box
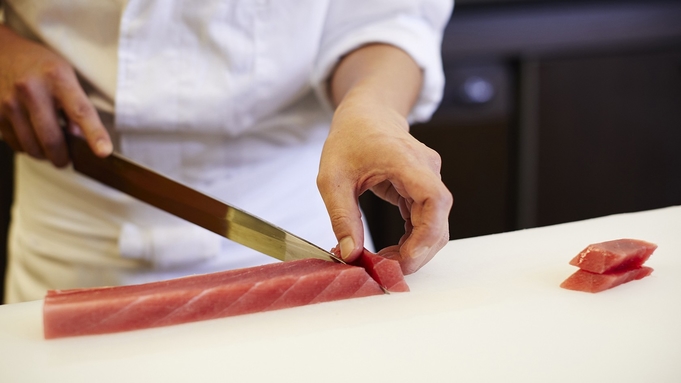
[0,0,454,303]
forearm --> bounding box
[329,43,423,122]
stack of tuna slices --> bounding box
[560,238,657,293]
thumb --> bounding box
[318,180,365,262]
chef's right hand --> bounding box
[0,25,112,167]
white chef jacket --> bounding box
[2,0,452,303]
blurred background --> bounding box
[361,0,681,248]
[1,0,681,299]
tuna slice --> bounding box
[560,266,654,293]
[43,258,385,339]
[560,238,657,293]
[329,246,410,293]
[352,249,410,292]
[569,238,657,274]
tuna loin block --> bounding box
[569,239,657,274]
[44,259,384,339]
[560,266,654,293]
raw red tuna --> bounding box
[560,238,657,293]
[43,258,383,339]
[352,249,410,292]
[560,266,654,293]
[330,246,410,293]
[569,239,657,274]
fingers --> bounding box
[371,162,452,274]
[370,145,449,271]
[397,197,413,246]
[398,178,452,274]
[396,146,451,273]
[317,173,365,262]
[0,96,45,158]
[1,26,109,163]
[0,116,22,152]
[399,228,450,275]
[15,77,69,167]
[50,67,112,157]
[0,59,111,164]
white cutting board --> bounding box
[1,206,680,382]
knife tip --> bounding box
[329,253,347,264]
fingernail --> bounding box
[96,139,112,156]
[339,236,355,260]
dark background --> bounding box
[2,0,681,303]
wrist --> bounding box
[332,91,411,137]
[329,44,423,118]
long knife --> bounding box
[65,132,343,264]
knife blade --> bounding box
[65,132,343,264]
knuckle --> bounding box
[13,79,44,106]
[436,189,454,212]
[69,100,94,121]
[425,147,443,170]
[315,173,327,190]
[0,96,19,114]
[327,209,356,231]
[442,187,454,206]
[13,77,35,96]
[42,62,71,84]
[315,171,326,184]
[315,171,336,193]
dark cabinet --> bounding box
[535,50,681,226]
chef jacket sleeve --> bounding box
[311,0,453,124]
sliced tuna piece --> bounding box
[330,246,410,293]
[569,239,657,274]
[43,258,383,339]
[353,249,410,292]
[560,266,654,293]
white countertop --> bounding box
[1,206,680,382]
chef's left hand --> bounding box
[318,44,453,274]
